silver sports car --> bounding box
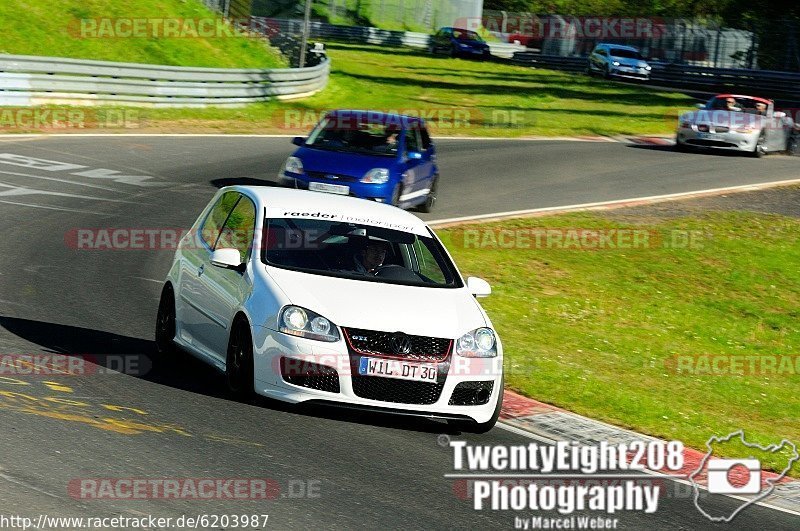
[676,94,796,157]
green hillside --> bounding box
[0,0,286,68]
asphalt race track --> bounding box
[0,135,798,529]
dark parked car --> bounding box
[430,27,490,59]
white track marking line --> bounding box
[130,276,164,284]
[0,169,121,192]
[0,199,107,215]
[427,177,800,226]
[0,181,132,203]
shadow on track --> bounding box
[0,315,459,434]
[627,143,752,157]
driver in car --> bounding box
[354,238,389,274]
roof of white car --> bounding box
[230,186,431,236]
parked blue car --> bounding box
[430,27,491,59]
[279,110,439,211]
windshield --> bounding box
[707,96,768,114]
[453,29,483,42]
[609,48,643,59]
[305,116,403,157]
[261,218,462,288]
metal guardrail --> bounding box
[260,18,527,59]
[509,52,800,101]
[0,53,330,107]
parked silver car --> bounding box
[676,94,796,157]
[587,43,651,80]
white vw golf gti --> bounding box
[156,187,503,432]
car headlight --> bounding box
[361,168,390,184]
[612,61,621,66]
[456,328,497,358]
[283,156,303,175]
[735,127,755,133]
[645,65,652,71]
[279,305,339,342]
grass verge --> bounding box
[0,0,284,68]
[436,209,799,475]
[1,43,694,136]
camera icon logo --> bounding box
[706,458,761,495]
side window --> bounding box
[200,191,240,249]
[413,240,445,284]
[419,126,432,150]
[216,194,257,262]
[597,48,607,57]
[405,128,421,154]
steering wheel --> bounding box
[371,264,405,277]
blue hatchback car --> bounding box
[279,110,439,211]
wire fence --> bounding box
[479,12,800,72]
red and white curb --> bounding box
[498,390,800,516]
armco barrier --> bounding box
[508,51,800,101]
[0,53,330,107]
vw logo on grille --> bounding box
[389,333,412,355]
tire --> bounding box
[390,184,401,207]
[155,284,177,360]
[226,318,255,398]
[603,65,611,79]
[418,175,438,213]
[450,46,458,59]
[674,139,690,152]
[749,130,766,158]
[448,379,504,434]
[786,134,800,156]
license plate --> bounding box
[309,182,349,195]
[697,132,711,139]
[358,357,437,383]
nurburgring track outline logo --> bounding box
[689,430,799,522]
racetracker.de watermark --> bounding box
[0,109,140,131]
[68,478,321,500]
[666,354,800,376]
[272,108,534,132]
[0,354,149,377]
[454,16,667,39]
[451,228,705,250]
[69,17,283,39]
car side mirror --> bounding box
[211,248,244,272]
[695,103,705,109]
[467,276,491,298]
[407,151,423,160]
[292,137,305,146]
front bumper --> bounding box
[252,327,504,424]
[609,67,650,80]
[279,171,394,203]
[677,128,758,151]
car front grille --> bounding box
[687,139,738,148]
[280,357,340,393]
[449,381,494,405]
[351,375,445,405]
[714,125,730,133]
[342,327,452,362]
[306,171,358,183]
[343,328,452,404]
